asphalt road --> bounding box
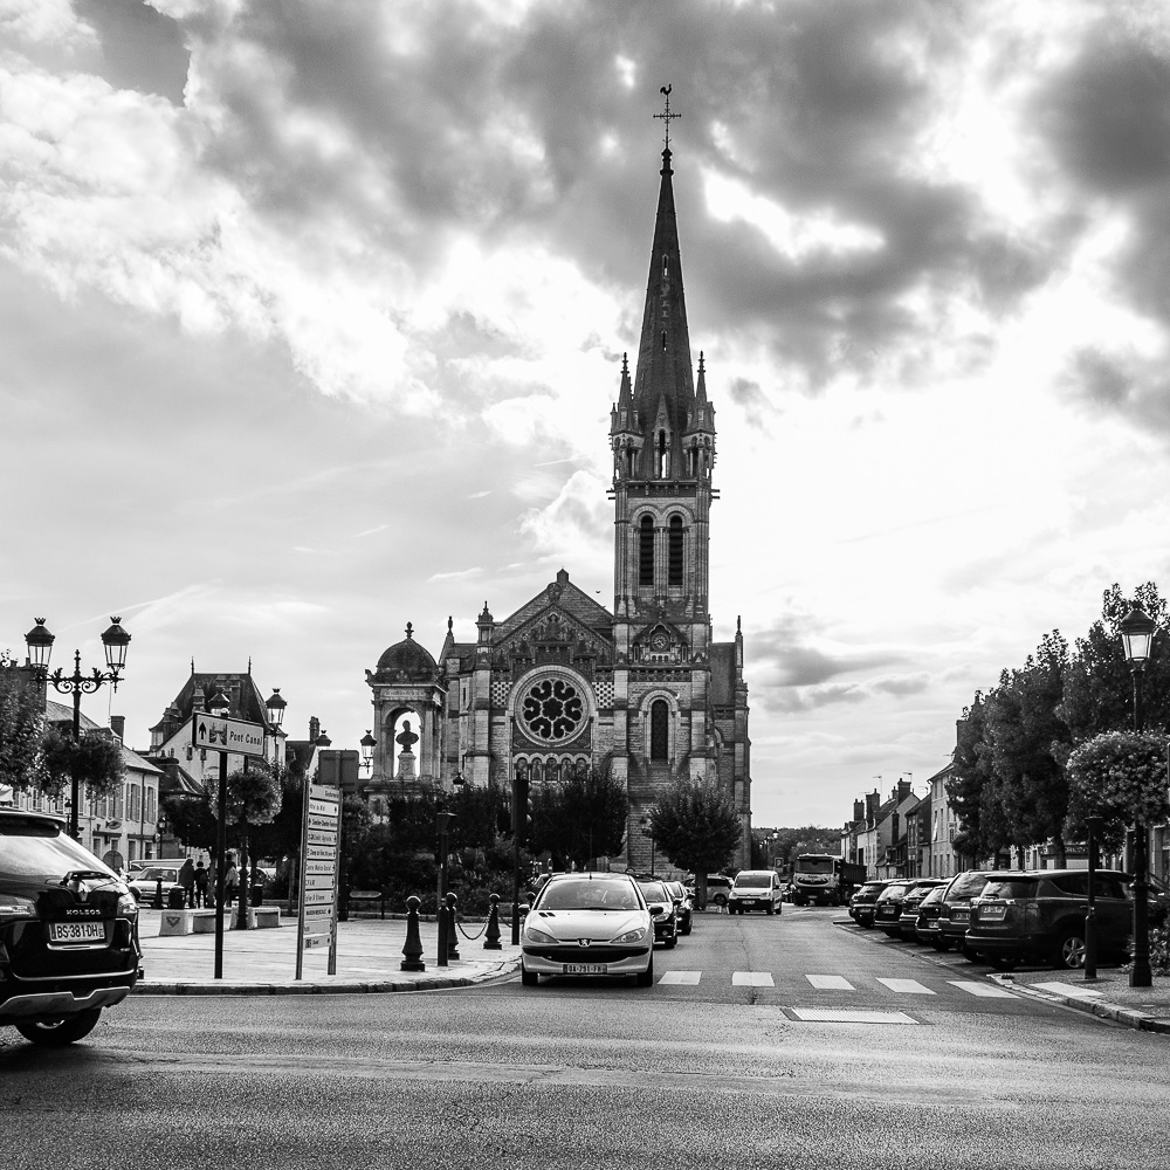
[2,907,1165,1170]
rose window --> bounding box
[520,676,585,742]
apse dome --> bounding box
[374,623,437,681]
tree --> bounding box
[39,726,124,801]
[0,659,45,793]
[530,769,629,869]
[1066,730,1170,854]
[765,826,841,872]
[948,693,995,863]
[647,777,741,908]
[209,762,282,921]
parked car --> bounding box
[848,879,890,929]
[691,874,733,909]
[895,879,947,940]
[127,861,190,906]
[934,870,994,955]
[727,870,784,915]
[663,880,693,936]
[520,872,654,987]
[873,879,917,936]
[910,883,948,946]
[966,869,1133,970]
[1,809,141,1046]
[637,880,680,947]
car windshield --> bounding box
[0,818,116,881]
[734,874,772,889]
[919,886,945,905]
[795,857,835,874]
[857,883,885,896]
[980,878,1038,899]
[538,879,640,911]
[138,867,178,881]
[946,872,991,899]
[639,882,669,901]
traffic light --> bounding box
[511,770,531,846]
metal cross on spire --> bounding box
[654,84,680,152]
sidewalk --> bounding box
[132,908,522,996]
[992,966,1170,1034]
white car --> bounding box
[727,869,784,915]
[127,863,187,905]
[520,872,654,987]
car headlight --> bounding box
[0,895,36,924]
[610,926,648,945]
[523,924,559,945]
[117,892,139,917]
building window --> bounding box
[650,699,669,761]
[519,675,586,744]
[638,515,654,586]
[657,429,669,477]
[668,515,684,586]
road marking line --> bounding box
[658,971,701,985]
[876,978,935,995]
[949,980,1018,999]
[806,974,854,990]
[732,971,775,987]
[789,1007,919,1024]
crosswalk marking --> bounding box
[732,971,775,987]
[948,980,1018,999]
[658,971,701,985]
[876,977,935,995]
[806,974,853,990]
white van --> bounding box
[728,870,784,916]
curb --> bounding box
[131,957,521,997]
[990,974,1170,1035]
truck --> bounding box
[789,854,867,907]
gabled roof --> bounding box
[150,671,277,735]
[494,570,613,644]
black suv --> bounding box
[637,880,679,948]
[966,869,1132,970]
[934,870,993,955]
[1,810,141,1045]
[848,879,890,929]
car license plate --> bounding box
[978,904,1006,921]
[49,921,106,943]
[563,962,607,975]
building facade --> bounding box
[365,136,752,869]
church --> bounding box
[364,115,752,871]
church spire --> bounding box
[630,88,695,477]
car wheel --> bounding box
[15,1008,102,1047]
[958,942,979,962]
[1053,930,1087,970]
[520,964,539,987]
[713,894,727,908]
[682,921,692,936]
[636,958,654,987]
[665,934,677,949]
[766,905,774,916]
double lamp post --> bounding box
[24,616,131,841]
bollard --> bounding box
[153,879,164,909]
[436,894,448,968]
[483,892,502,950]
[400,895,426,972]
[445,892,460,961]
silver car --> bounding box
[520,873,654,987]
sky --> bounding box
[4,0,1170,830]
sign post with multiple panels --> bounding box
[295,781,342,979]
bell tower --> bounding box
[608,93,726,858]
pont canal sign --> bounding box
[192,713,266,758]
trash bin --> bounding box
[167,887,187,909]
[249,883,264,907]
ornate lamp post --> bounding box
[25,616,131,840]
[264,688,287,766]
[359,730,376,777]
[1119,604,1156,989]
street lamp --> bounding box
[640,815,656,876]
[25,616,131,840]
[1119,603,1156,989]
[359,730,376,776]
[265,687,287,767]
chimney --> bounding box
[897,778,912,802]
[309,715,320,743]
[865,791,880,820]
[110,715,125,742]
[853,799,864,823]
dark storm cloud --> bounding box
[75,0,188,103]
[168,0,1055,390]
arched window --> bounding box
[650,700,669,761]
[639,515,654,587]
[657,429,669,477]
[668,515,684,587]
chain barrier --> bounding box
[455,918,488,941]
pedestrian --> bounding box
[207,858,218,907]
[178,858,195,908]
[193,860,209,908]
[224,857,239,908]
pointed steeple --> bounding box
[630,143,695,472]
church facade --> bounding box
[365,134,752,871]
